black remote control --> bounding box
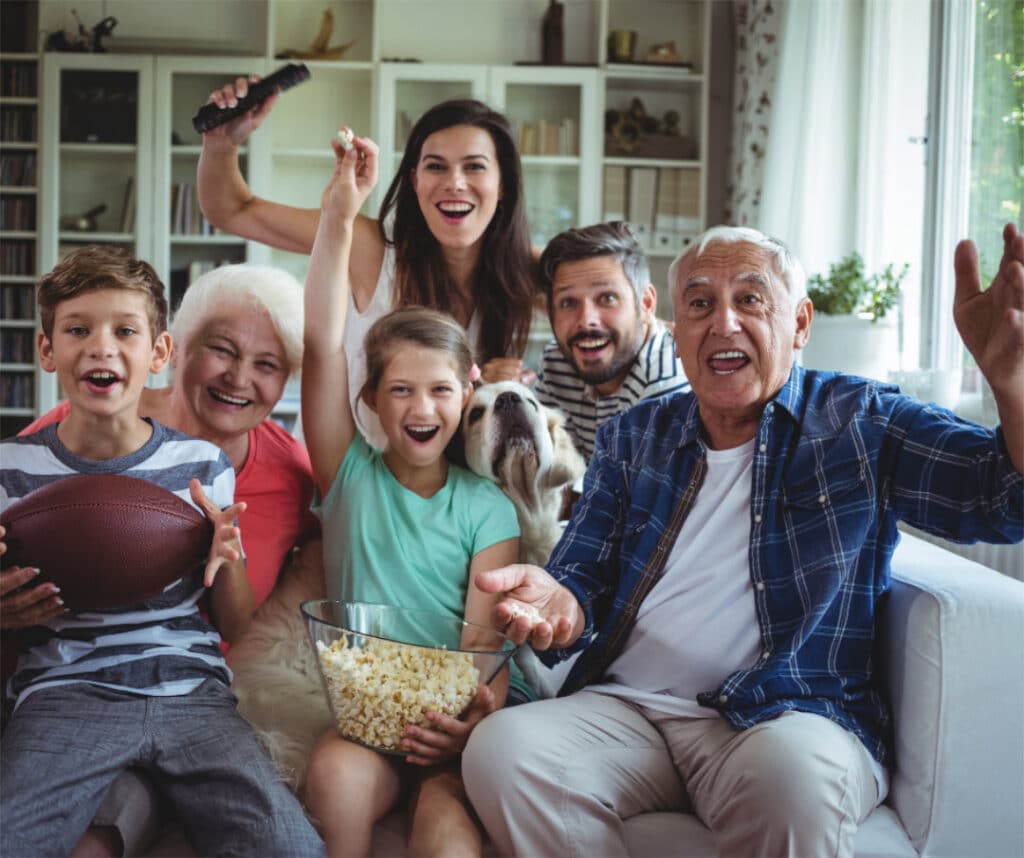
[191,63,311,134]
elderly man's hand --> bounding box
[954,223,1024,397]
[954,222,1024,473]
[474,563,584,650]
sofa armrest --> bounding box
[881,533,1024,857]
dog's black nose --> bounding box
[495,391,522,411]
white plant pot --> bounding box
[799,314,899,383]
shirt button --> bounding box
[761,650,771,662]
[818,494,827,504]
[718,694,729,704]
[767,403,774,412]
[759,443,767,453]
[754,513,763,523]
[755,581,765,591]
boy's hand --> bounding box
[188,480,246,588]
[400,685,496,766]
[320,130,379,223]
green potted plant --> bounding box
[801,252,909,380]
[806,252,908,322]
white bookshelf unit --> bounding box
[1,0,41,436]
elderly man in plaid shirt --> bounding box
[463,224,1024,858]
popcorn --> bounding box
[337,127,355,151]
[316,636,480,750]
[505,602,543,625]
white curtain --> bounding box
[756,0,864,277]
[727,0,930,364]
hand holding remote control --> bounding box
[192,64,311,134]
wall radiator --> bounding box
[901,525,1024,582]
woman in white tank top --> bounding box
[198,91,538,445]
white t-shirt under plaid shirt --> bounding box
[534,321,689,460]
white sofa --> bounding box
[368,533,1024,858]
[154,532,1024,857]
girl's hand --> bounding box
[400,685,496,766]
[189,480,246,588]
[201,75,278,147]
[0,562,65,629]
[320,130,379,224]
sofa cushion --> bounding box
[882,533,1024,857]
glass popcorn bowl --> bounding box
[301,599,518,754]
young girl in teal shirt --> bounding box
[301,129,525,858]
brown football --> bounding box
[1,474,214,611]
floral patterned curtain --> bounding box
[725,0,782,226]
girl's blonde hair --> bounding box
[361,307,473,399]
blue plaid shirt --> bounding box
[545,365,1023,765]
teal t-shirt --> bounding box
[314,434,531,698]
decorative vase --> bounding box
[542,0,564,65]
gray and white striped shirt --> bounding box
[534,322,690,461]
[1,421,235,710]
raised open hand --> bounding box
[953,223,1024,400]
[189,479,246,588]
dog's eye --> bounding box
[526,398,540,411]
[467,406,485,425]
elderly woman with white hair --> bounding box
[2,262,320,856]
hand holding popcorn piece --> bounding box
[475,563,585,650]
[337,126,355,151]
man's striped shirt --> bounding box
[534,322,689,460]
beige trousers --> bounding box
[462,691,878,858]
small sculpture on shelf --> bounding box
[276,9,355,60]
[44,9,117,53]
[541,0,564,65]
[645,41,682,64]
[605,99,697,160]
[59,204,107,233]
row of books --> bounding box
[603,165,701,251]
[513,118,578,157]
[0,283,34,319]
[1,62,36,99]
[1,327,33,362]
[0,196,34,230]
[169,182,217,236]
[0,151,35,186]
[0,372,34,408]
[169,258,242,312]
[0,238,35,274]
[0,106,36,143]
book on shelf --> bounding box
[119,177,135,233]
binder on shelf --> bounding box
[627,167,657,248]
[675,168,701,237]
[654,168,678,252]
[602,165,627,222]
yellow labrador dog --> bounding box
[462,380,585,566]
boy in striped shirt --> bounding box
[0,246,323,857]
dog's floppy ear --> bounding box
[542,408,586,490]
